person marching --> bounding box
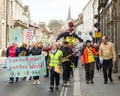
[99,36,116,84]
[43,44,51,78]
[82,40,98,84]
[61,41,74,85]
[47,44,63,91]
[6,43,19,84]
[19,43,29,80]
[30,42,42,85]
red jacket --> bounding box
[83,47,98,64]
[9,46,16,57]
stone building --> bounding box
[13,0,30,44]
[98,0,120,77]
[36,22,50,44]
[74,13,84,35]
[83,0,94,34]
[0,0,30,48]
[0,0,6,48]
[98,0,120,51]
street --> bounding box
[0,66,73,96]
[1,62,120,96]
[79,65,120,96]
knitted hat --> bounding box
[68,22,74,28]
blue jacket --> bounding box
[19,46,29,56]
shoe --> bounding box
[91,80,94,84]
[33,80,37,85]
[22,77,26,80]
[9,81,14,84]
[104,81,107,84]
[55,86,59,90]
[29,77,32,80]
[15,79,18,82]
[109,78,113,83]
[63,82,67,86]
[36,80,40,85]
[49,87,54,92]
[86,81,89,84]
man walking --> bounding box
[61,41,73,85]
[99,36,116,84]
[47,44,63,91]
[83,40,97,84]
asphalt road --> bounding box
[0,66,73,96]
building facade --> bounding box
[99,0,120,52]
[74,13,84,35]
[83,0,94,34]
[13,0,30,45]
[0,0,30,48]
[0,0,6,48]
[36,22,50,44]
[98,0,120,76]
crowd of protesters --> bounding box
[5,35,116,91]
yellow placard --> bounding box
[66,36,76,43]
[94,32,102,38]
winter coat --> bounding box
[30,47,42,56]
[56,32,83,43]
[19,46,29,56]
[82,47,97,64]
[6,46,19,57]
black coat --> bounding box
[61,47,74,62]
[30,47,42,56]
[56,32,83,42]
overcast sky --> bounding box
[22,0,89,24]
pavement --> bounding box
[0,57,6,65]
[74,64,120,96]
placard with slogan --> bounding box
[9,29,22,42]
[94,32,102,38]
[66,36,76,44]
[6,55,46,77]
[26,29,33,40]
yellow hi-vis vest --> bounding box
[49,50,63,67]
[87,47,95,63]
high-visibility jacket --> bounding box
[83,47,97,64]
[49,50,63,67]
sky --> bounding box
[22,0,90,24]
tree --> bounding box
[48,20,64,31]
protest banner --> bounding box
[6,55,46,77]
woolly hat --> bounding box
[68,21,74,28]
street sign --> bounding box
[9,29,22,42]
[25,29,34,40]
[94,32,102,38]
